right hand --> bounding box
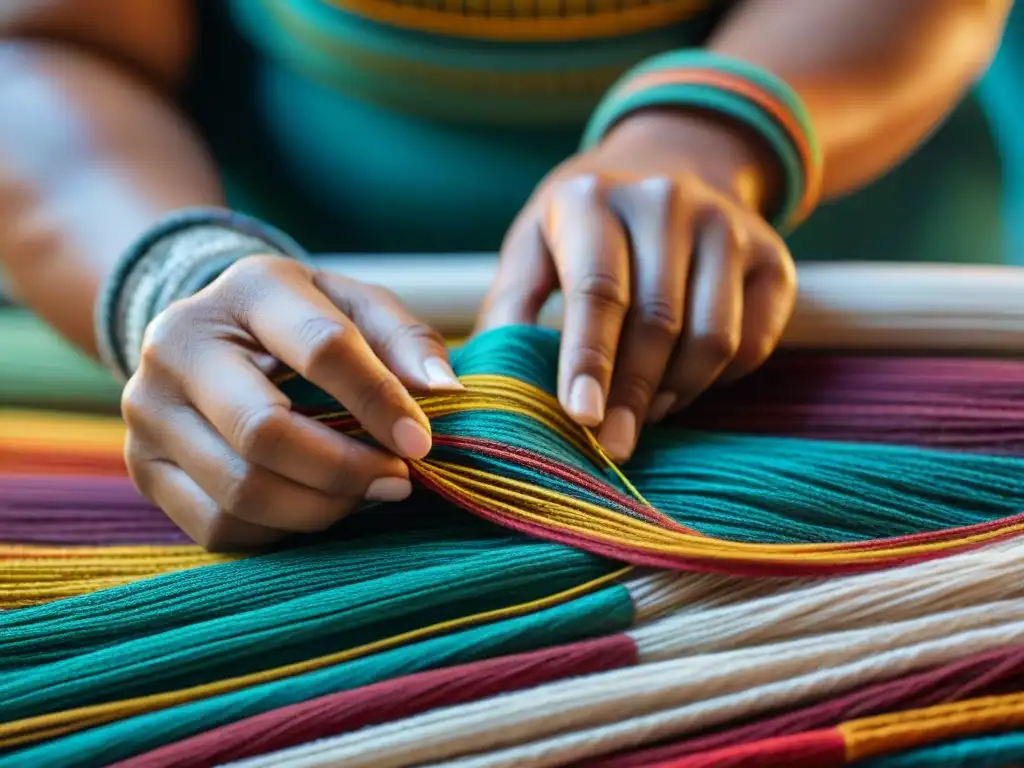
[121,255,463,551]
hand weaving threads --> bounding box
[287,325,1024,576]
[6,288,1024,766]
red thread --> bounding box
[111,634,638,768]
[590,645,1024,768]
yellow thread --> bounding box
[418,459,1024,563]
[840,692,1024,761]
[0,543,235,607]
[0,566,629,747]
[6,369,1019,603]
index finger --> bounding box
[236,266,433,461]
[545,176,631,427]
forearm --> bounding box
[0,41,223,357]
[710,0,1012,198]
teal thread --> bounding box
[5,325,1024,765]
[862,731,1024,767]
[0,587,634,768]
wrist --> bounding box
[601,108,783,217]
[581,50,822,231]
[95,208,307,382]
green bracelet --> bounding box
[621,51,819,159]
[582,50,820,231]
[583,84,805,230]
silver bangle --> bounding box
[95,208,307,382]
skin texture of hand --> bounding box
[477,110,796,463]
[122,255,464,551]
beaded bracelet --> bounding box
[581,50,823,232]
[94,208,308,382]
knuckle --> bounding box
[765,247,798,290]
[636,297,683,337]
[291,502,348,533]
[218,256,307,313]
[354,373,403,418]
[222,253,286,283]
[365,282,401,305]
[572,271,629,313]
[120,376,149,426]
[572,342,617,380]
[231,404,291,462]
[635,175,676,208]
[122,434,150,487]
[696,201,740,241]
[383,321,443,354]
[295,317,350,376]
[693,327,741,363]
[219,462,261,519]
[323,465,362,497]
[196,513,243,552]
[736,334,778,372]
[138,305,189,371]
[551,173,602,207]
[617,374,657,409]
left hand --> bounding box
[476,110,798,462]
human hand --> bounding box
[121,255,462,550]
[477,111,797,462]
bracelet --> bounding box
[94,208,307,382]
[581,50,822,232]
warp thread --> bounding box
[4,326,1024,766]
[219,599,1024,767]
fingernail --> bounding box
[422,356,464,390]
[647,392,677,423]
[365,477,413,502]
[392,417,432,459]
[567,375,605,426]
[598,407,637,462]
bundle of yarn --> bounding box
[4,320,1024,767]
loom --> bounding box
[4,256,1024,767]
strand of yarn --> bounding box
[209,542,1024,767]
[216,600,1024,767]
[113,578,1024,768]
[861,731,1024,768]
[594,644,1024,767]
[285,327,1024,576]
[0,585,632,767]
[0,549,621,728]
[0,544,234,608]
[0,476,188,545]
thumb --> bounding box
[475,219,557,335]
[314,272,462,394]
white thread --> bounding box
[221,596,1024,768]
[441,619,1024,768]
[623,569,790,624]
[634,541,1024,660]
